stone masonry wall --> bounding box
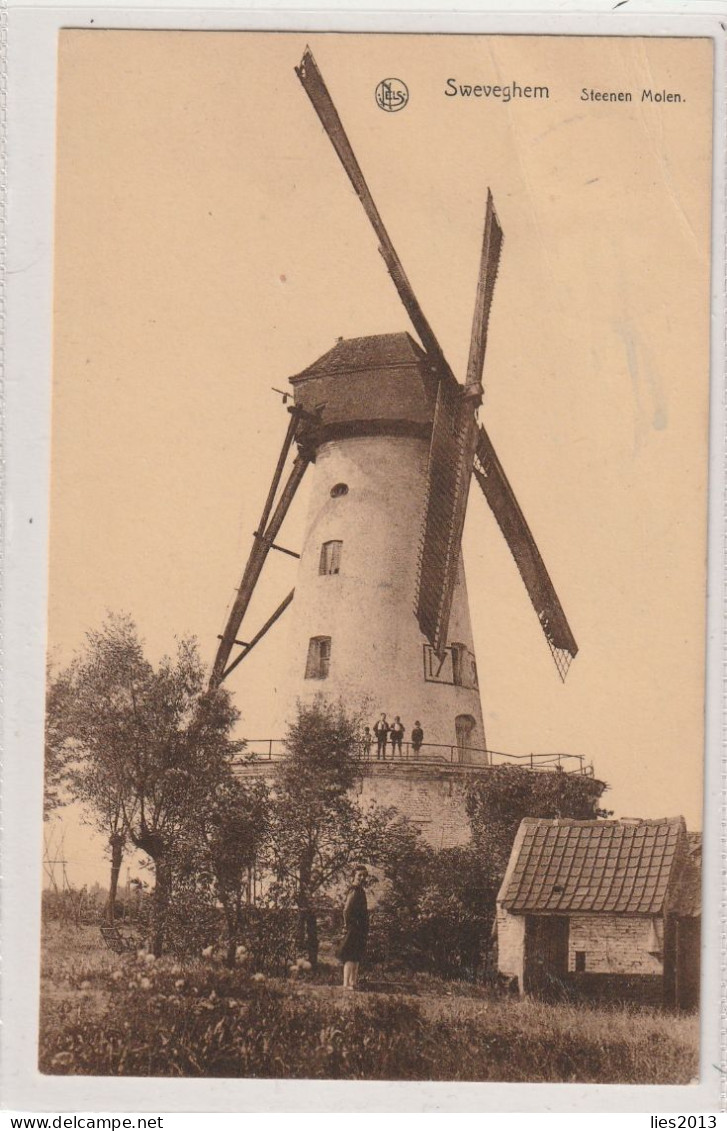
[357,764,486,849]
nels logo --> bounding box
[375,78,409,112]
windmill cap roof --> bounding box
[288,332,440,439]
[289,332,431,383]
[497,816,692,917]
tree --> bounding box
[465,765,611,884]
[367,816,434,968]
[46,662,127,921]
[190,776,270,967]
[73,759,126,925]
[267,697,392,968]
[50,614,243,954]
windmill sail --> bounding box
[465,190,503,394]
[416,379,479,658]
[295,48,454,384]
[473,425,578,680]
[296,45,475,658]
[416,190,504,658]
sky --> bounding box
[47,31,712,886]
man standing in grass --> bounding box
[339,866,369,990]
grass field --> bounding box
[39,922,699,1083]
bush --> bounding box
[163,889,223,960]
[237,907,298,976]
[371,831,496,979]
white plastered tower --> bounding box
[283,332,486,762]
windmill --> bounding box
[210,49,577,762]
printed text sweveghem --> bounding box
[444,79,549,101]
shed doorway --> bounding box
[523,915,569,1000]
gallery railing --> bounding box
[235,739,591,775]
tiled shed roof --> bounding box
[498,817,686,916]
[290,332,427,382]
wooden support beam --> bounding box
[257,407,302,538]
[210,449,309,688]
[252,533,300,560]
[222,589,295,681]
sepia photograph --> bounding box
[37,29,712,1087]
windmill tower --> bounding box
[209,51,579,826]
[280,331,486,757]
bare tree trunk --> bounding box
[296,907,306,953]
[304,911,319,969]
[107,833,124,925]
[132,828,171,957]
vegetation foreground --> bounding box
[40,925,698,1084]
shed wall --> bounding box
[496,905,526,988]
[568,914,664,975]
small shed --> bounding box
[496,816,700,1008]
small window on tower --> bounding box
[330,483,349,498]
[305,636,331,679]
[319,540,342,575]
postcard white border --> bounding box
[2,2,725,1114]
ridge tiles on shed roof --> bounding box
[499,817,686,917]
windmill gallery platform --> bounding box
[233,742,594,851]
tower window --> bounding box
[319,540,342,575]
[330,483,348,498]
[574,951,586,973]
[305,636,331,679]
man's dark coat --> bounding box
[338,884,369,963]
